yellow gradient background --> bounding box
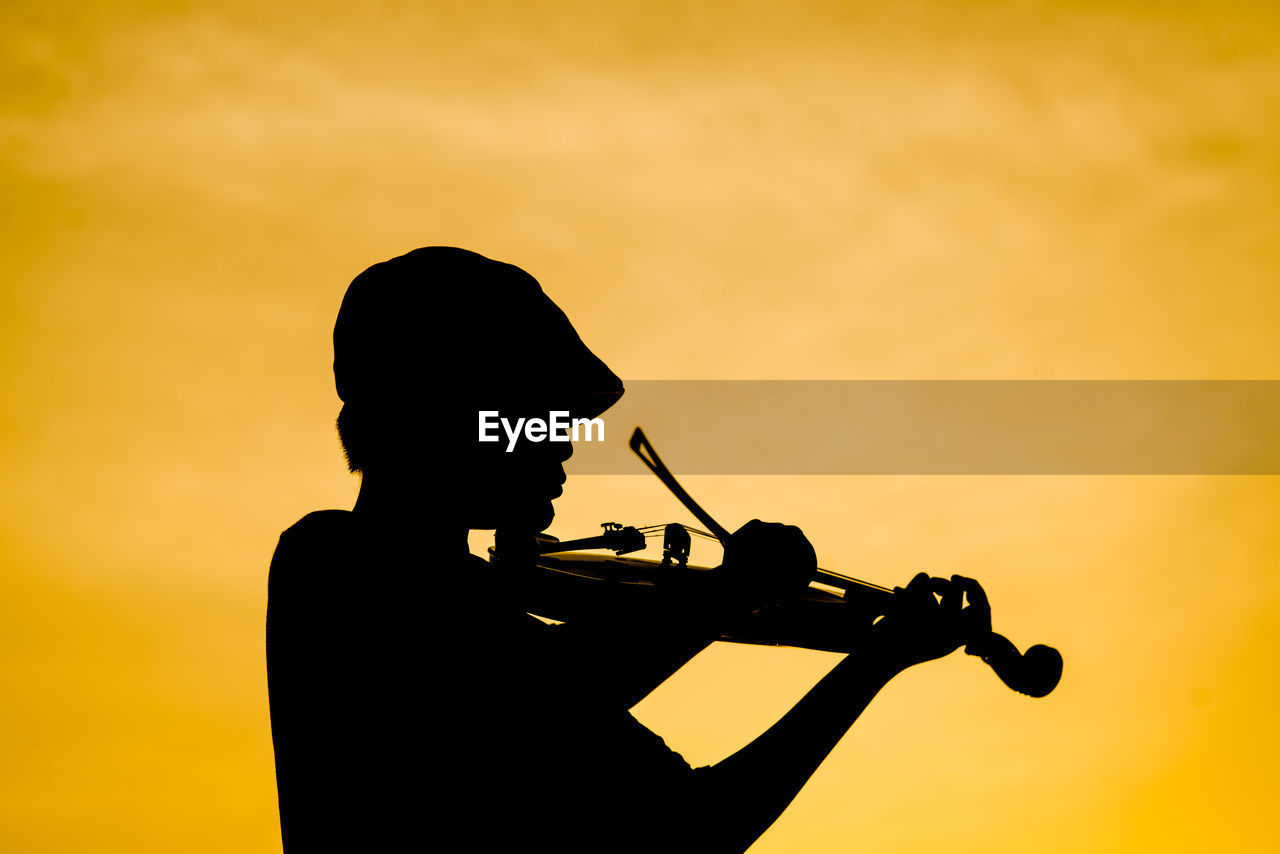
[3,1,1278,851]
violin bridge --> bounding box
[661,523,692,568]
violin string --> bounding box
[633,524,720,542]
[636,524,711,538]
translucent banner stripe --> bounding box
[549,381,1280,475]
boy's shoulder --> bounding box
[270,510,357,581]
[280,509,355,541]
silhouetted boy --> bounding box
[267,247,989,852]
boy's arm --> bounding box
[683,572,991,852]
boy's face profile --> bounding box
[390,401,573,532]
[453,412,572,532]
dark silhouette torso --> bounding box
[266,510,699,851]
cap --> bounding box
[333,247,623,419]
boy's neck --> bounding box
[352,469,471,558]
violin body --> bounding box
[491,548,887,654]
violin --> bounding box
[490,427,1063,699]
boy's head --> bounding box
[333,246,623,530]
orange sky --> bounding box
[3,1,1279,851]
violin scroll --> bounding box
[966,634,1064,698]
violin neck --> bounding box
[813,568,893,601]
